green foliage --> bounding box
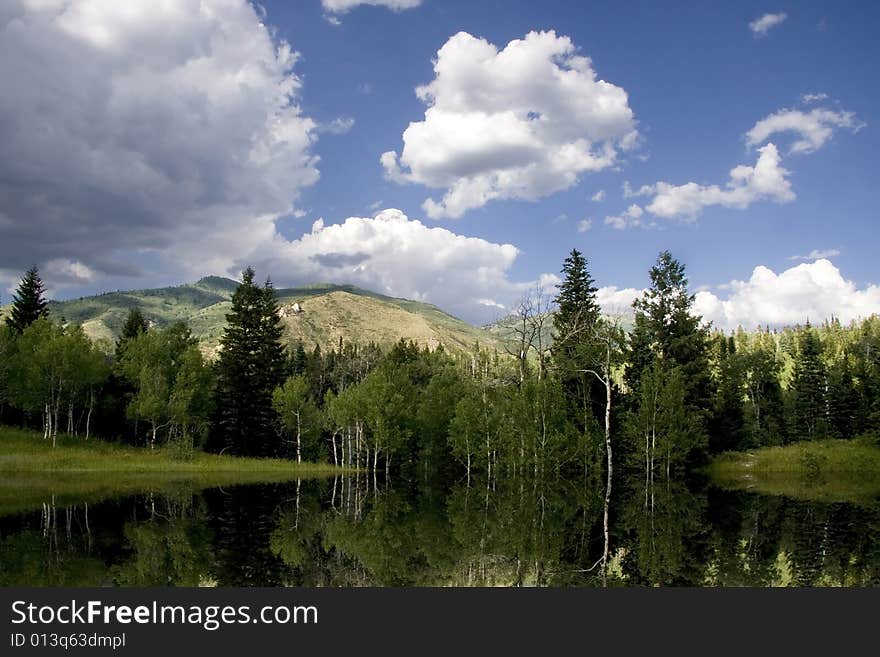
[115,307,149,359]
[788,324,827,441]
[708,335,746,452]
[551,248,606,436]
[552,248,601,341]
[212,268,286,457]
[626,362,705,478]
[624,251,711,469]
[4,318,110,440]
[627,251,713,418]
[273,375,321,462]
[6,265,49,333]
[118,322,212,447]
[736,329,786,447]
[827,354,859,439]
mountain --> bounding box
[9,277,501,355]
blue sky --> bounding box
[0,0,877,329]
[277,1,877,289]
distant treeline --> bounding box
[1,254,878,479]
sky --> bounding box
[0,0,878,330]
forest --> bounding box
[1,250,879,484]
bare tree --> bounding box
[504,286,554,383]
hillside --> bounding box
[5,277,501,355]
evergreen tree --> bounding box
[626,251,713,417]
[211,267,286,457]
[853,319,880,435]
[552,249,600,340]
[625,251,713,464]
[6,266,49,333]
[740,331,786,447]
[551,249,603,433]
[287,340,307,377]
[115,307,149,359]
[708,335,746,453]
[827,354,859,439]
[788,324,827,441]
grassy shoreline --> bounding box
[706,437,880,502]
[0,426,340,475]
[0,427,342,516]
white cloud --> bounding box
[788,248,840,261]
[694,259,880,331]
[322,0,422,13]
[596,286,642,314]
[0,0,319,290]
[577,218,593,233]
[317,117,355,135]
[604,204,645,229]
[591,189,606,202]
[637,144,794,220]
[801,92,828,104]
[745,107,864,154]
[477,298,506,310]
[254,209,552,323]
[749,12,787,37]
[382,30,638,218]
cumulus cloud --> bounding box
[694,259,880,331]
[382,30,638,218]
[577,218,593,233]
[591,190,606,202]
[0,0,320,292]
[322,0,422,13]
[749,12,787,37]
[604,204,646,229]
[634,144,794,220]
[788,248,840,261]
[745,107,864,154]
[253,209,552,323]
[596,286,642,314]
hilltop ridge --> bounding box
[11,277,503,354]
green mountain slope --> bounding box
[12,277,500,354]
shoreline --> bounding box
[0,426,342,476]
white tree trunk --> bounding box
[295,410,302,463]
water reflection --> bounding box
[1,475,878,586]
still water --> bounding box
[1,474,878,586]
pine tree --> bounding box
[552,249,600,341]
[708,335,746,453]
[625,251,713,464]
[115,307,149,359]
[211,267,286,457]
[626,251,713,415]
[6,265,49,333]
[741,331,786,447]
[551,249,603,433]
[788,323,827,441]
[827,353,858,439]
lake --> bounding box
[1,473,878,586]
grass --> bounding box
[706,436,880,503]
[0,427,341,516]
